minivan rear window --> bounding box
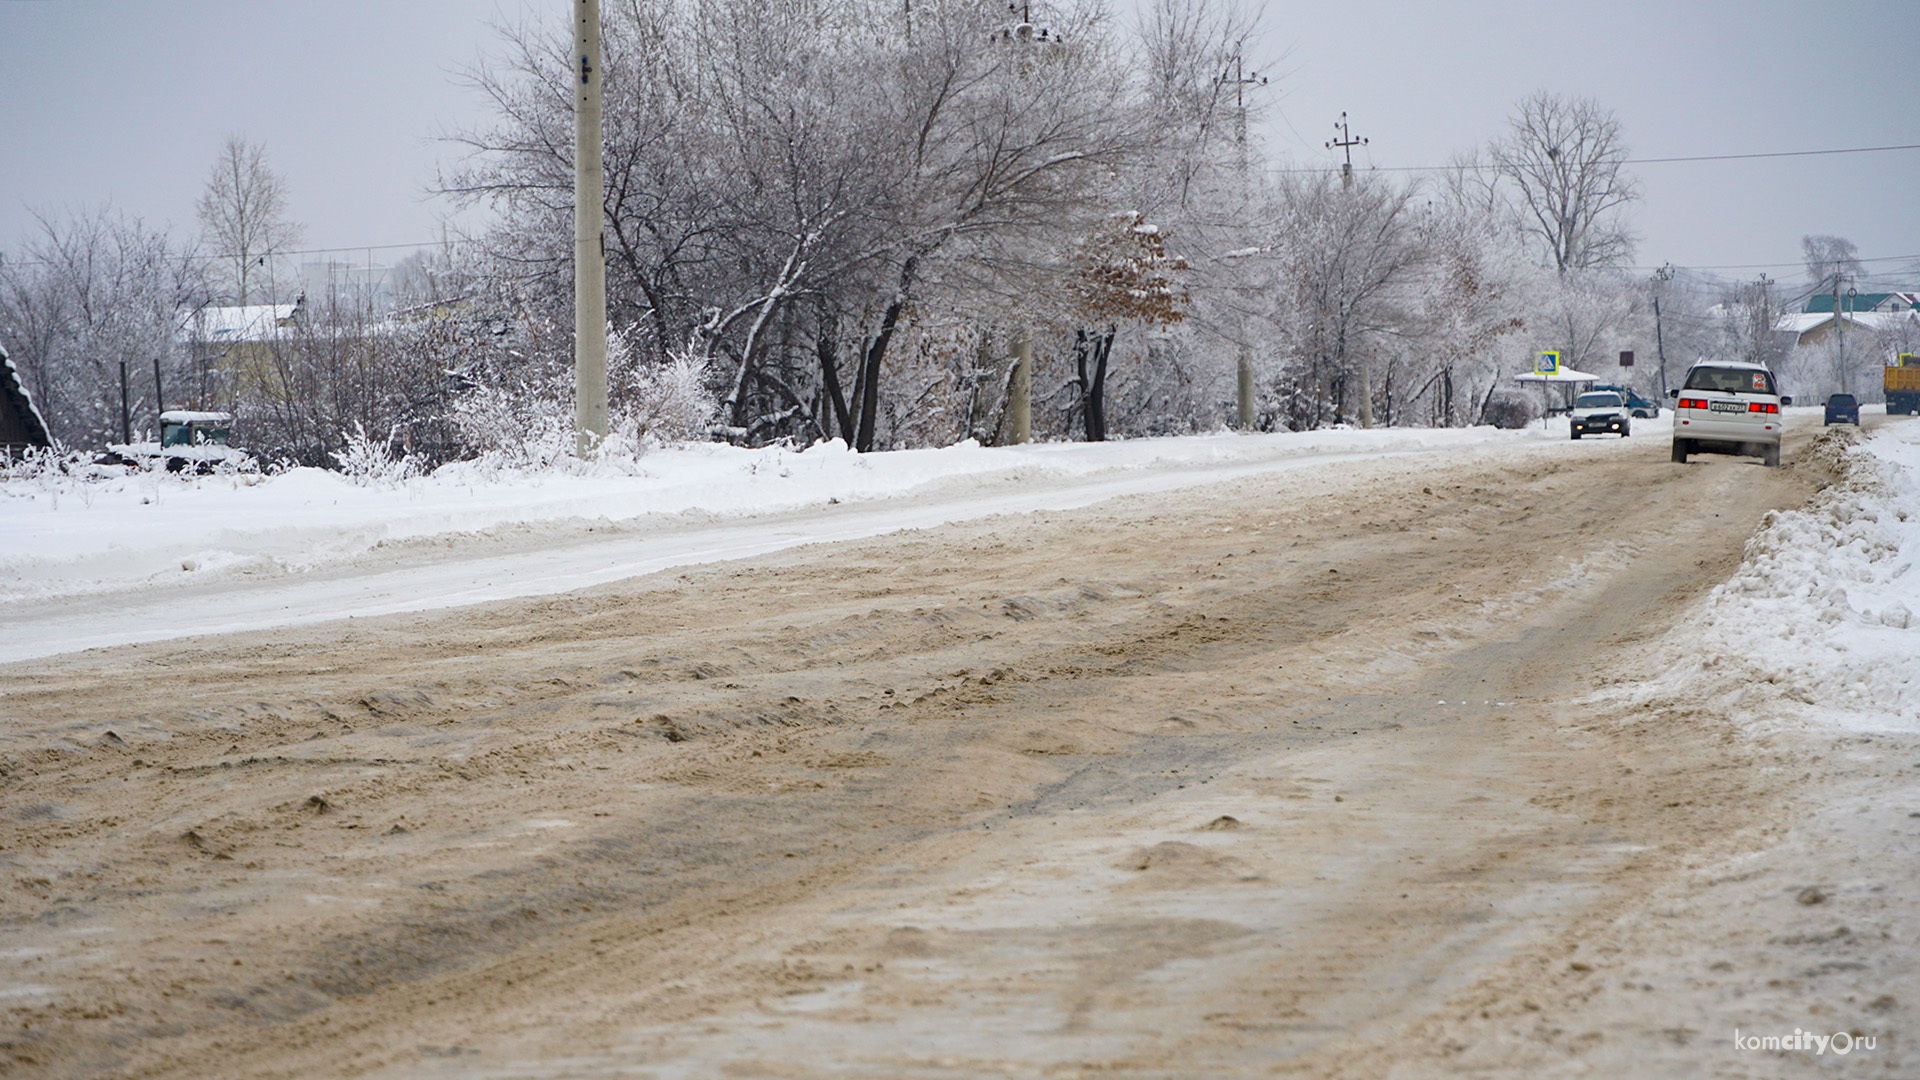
[1684,366,1776,395]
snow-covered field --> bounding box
[5,409,1918,740]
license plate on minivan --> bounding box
[1709,400,1744,412]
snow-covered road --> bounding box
[5,411,1920,1079]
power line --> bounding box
[1624,252,1920,273]
[0,236,482,272]
[1269,140,1920,175]
[1630,143,1920,165]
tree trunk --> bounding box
[855,306,898,453]
[853,256,917,453]
[815,304,854,444]
[1084,326,1113,441]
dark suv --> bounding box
[1824,393,1860,426]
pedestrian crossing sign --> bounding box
[1535,350,1560,375]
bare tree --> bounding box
[1414,202,1526,426]
[0,207,204,447]
[1801,234,1863,297]
[197,136,303,306]
[446,0,1146,452]
[1258,170,1426,429]
[1490,91,1637,275]
[1539,268,1640,373]
[1132,0,1264,214]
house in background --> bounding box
[1777,291,1920,351]
[178,296,306,406]
[1,342,53,454]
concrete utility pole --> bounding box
[1008,328,1032,445]
[1842,286,1858,394]
[1831,275,1845,396]
[1222,51,1263,430]
[1327,111,1367,190]
[1328,112,1372,425]
[994,1,1054,447]
[574,0,609,456]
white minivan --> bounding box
[1669,361,1791,467]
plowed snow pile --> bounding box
[1607,424,1920,732]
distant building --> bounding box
[181,297,305,353]
[0,342,53,454]
[300,259,393,311]
[1801,292,1919,315]
[1772,291,1920,351]
[178,297,306,405]
[1777,306,1920,350]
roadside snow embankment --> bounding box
[1625,425,1920,732]
[0,426,1545,608]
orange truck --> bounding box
[1889,354,1920,416]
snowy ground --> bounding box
[4,407,1918,1077]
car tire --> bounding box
[1622,424,1631,437]
[1671,439,1689,464]
[1764,444,1781,468]
[1570,430,1581,440]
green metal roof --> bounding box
[1803,292,1895,313]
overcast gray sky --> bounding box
[3,0,1916,292]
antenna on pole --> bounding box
[1327,112,1367,188]
[574,0,608,456]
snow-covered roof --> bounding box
[179,302,300,345]
[1,342,53,450]
[1777,309,1920,338]
[159,410,233,425]
[1514,367,1601,383]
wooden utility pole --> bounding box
[573,0,608,455]
[118,362,131,445]
[1651,263,1673,396]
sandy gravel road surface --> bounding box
[4,415,1915,1078]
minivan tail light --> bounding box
[1678,396,1709,410]
[1748,402,1778,414]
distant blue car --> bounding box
[1591,383,1661,418]
[1824,393,1859,426]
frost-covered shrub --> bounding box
[330,423,427,486]
[446,366,576,470]
[608,348,715,449]
[1481,390,1536,430]
[0,444,81,484]
[445,331,715,473]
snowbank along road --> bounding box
[3,413,1916,1078]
